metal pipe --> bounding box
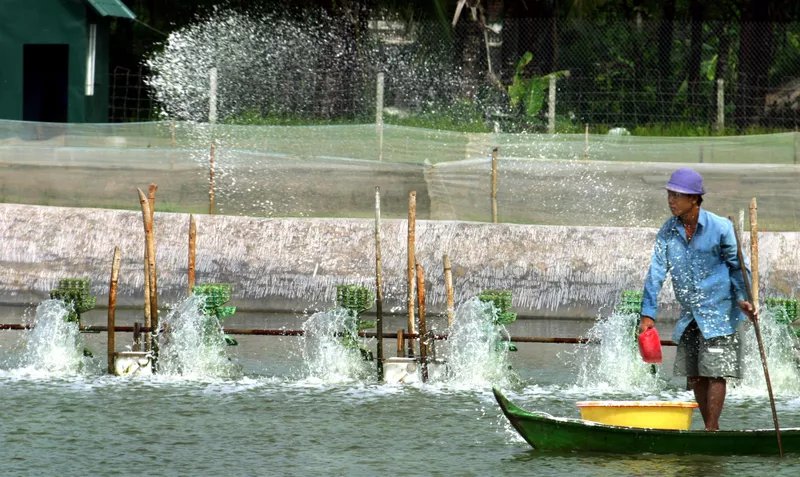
[0,324,677,345]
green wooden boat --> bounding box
[493,387,800,455]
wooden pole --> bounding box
[444,253,455,327]
[407,191,417,356]
[396,329,404,357]
[107,246,120,375]
[145,184,157,351]
[584,124,589,160]
[794,129,798,165]
[170,119,176,148]
[188,214,197,295]
[731,214,782,458]
[209,142,216,215]
[416,260,428,382]
[750,198,759,311]
[137,188,159,363]
[374,187,384,380]
[491,147,498,223]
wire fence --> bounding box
[110,17,800,132]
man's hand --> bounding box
[639,316,655,333]
[738,301,758,323]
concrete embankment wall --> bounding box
[1,203,797,319]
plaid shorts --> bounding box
[674,321,742,379]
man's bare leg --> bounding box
[690,376,709,425]
[704,378,727,431]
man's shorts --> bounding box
[674,320,742,379]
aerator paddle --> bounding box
[730,216,783,458]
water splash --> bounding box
[571,310,663,393]
[735,311,800,396]
[300,308,373,384]
[157,295,241,378]
[16,300,85,375]
[443,297,518,388]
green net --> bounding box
[2,120,800,230]
[478,290,517,325]
[192,283,237,345]
[617,290,644,315]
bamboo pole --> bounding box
[750,198,759,312]
[145,184,157,350]
[137,188,159,363]
[416,260,428,382]
[396,329,404,357]
[188,214,197,295]
[209,142,216,215]
[491,147,498,223]
[444,253,455,327]
[107,246,120,375]
[407,191,417,356]
[732,213,782,457]
[374,187,384,380]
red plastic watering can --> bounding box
[638,327,663,364]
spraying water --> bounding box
[735,310,800,396]
[443,297,519,388]
[571,310,663,393]
[300,308,373,384]
[16,300,85,375]
[157,295,241,378]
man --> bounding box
[640,168,756,431]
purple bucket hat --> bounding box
[663,168,705,195]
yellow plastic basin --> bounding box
[575,401,698,430]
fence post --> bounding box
[376,72,384,162]
[491,148,498,223]
[794,129,797,165]
[209,67,218,124]
[548,74,557,134]
[584,124,589,160]
[716,79,725,133]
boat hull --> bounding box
[493,387,800,455]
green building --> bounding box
[0,0,135,123]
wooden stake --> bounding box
[209,142,216,215]
[750,198,759,313]
[107,246,120,375]
[374,187,384,380]
[396,329,404,357]
[170,119,176,148]
[188,214,197,295]
[416,260,428,382]
[491,148,498,223]
[407,191,417,356]
[145,184,157,351]
[137,188,159,363]
[444,253,455,327]
[584,124,589,160]
[794,129,797,165]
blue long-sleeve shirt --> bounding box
[642,208,749,342]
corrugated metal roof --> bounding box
[86,0,136,19]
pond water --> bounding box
[1,305,799,476]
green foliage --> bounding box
[50,278,96,324]
[508,52,569,121]
[385,100,492,133]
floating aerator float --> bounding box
[478,289,517,351]
[335,284,376,361]
[50,278,97,357]
[192,283,238,346]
